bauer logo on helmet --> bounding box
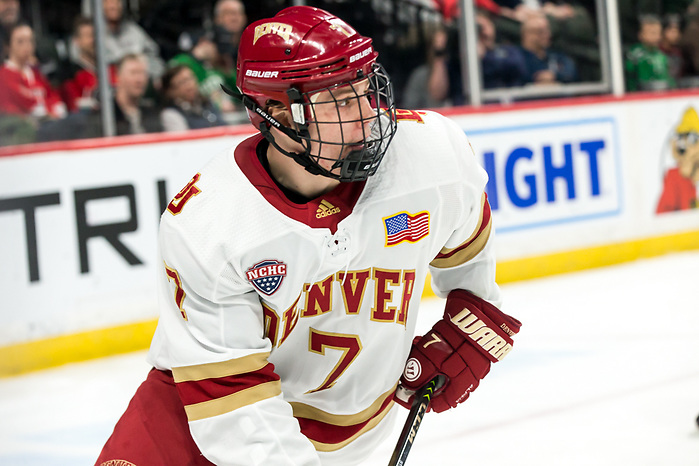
[245,69,280,79]
[349,47,373,63]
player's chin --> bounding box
[317,156,342,175]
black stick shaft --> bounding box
[388,376,442,466]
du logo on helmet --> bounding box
[253,22,293,45]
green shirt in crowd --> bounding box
[624,44,675,91]
[168,53,241,110]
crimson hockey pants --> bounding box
[95,368,215,466]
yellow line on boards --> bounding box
[0,320,157,378]
[2,229,698,378]
[495,228,699,284]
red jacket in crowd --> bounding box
[0,61,67,118]
[60,67,98,112]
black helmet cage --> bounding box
[242,63,397,182]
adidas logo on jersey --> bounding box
[316,200,341,218]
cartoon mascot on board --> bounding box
[656,107,699,213]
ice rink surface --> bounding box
[1,251,698,465]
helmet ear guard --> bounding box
[287,87,307,126]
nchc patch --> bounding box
[246,260,287,295]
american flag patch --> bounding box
[383,211,430,246]
[246,260,287,295]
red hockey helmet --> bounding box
[227,6,397,182]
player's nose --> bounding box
[357,95,376,134]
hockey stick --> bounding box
[388,375,444,466]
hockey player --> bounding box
[96,6,521,466]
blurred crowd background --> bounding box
[1,0,698,146]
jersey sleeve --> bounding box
[151,207,321,465]
[428,116,502,308]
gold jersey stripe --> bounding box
[309,400,395,452]
[430,218,492,269]
[184,380,282,421]
[172,351,271,383]
[289,383,397,426]
[439,193,487,256]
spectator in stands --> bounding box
[661,14,684,85]
[159,64,226,132]
[0,0,19,59]
[625,14,674,91]
[37,53,163,141]
[433,0,501,23]
[496,0,580,22]
[58,16,98,113]
[495,0,536,23]
[169,30,239,113]
[679,0,699,81]
[213,0,247,72]
[433,0,459,23]
[518,11,578,84]
[80,53,162,137]
[491,1,599,81]
[617,0,694,50]
[405,8,528,109]
[102,0,166,83]
[0,22,67,120]
[496,0,577,27]
[402,24,453,109]
[0,0,65,88]
[139,0,205,62]
[478,11,528,88]
[493,0,521,8]
[546,1,598,81]
[111,53,162,134]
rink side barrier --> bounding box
[1,227,697,377]
[3,91,699,377]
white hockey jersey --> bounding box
[147,109,500,465]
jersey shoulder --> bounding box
[383,108,480,184]
[395,108,473,153]
[158,142,290,275]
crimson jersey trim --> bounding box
[234,134,367,233]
